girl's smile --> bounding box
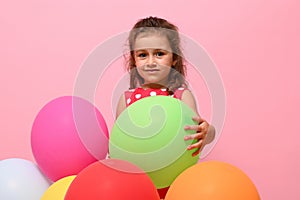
[144,69,160,72]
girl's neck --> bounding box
[141,83,167,89]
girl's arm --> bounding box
[116,94,126,119]
[181,90,215,156]
[107,94,126,159]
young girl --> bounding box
[116,16,215,199]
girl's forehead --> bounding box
[134,34,172,51]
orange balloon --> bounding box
[165,161,260,200]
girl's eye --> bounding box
[156,52,165,57]
[137,53,147,58]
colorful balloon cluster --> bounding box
[0,95,260,200]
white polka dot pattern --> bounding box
[150,91,157,96]
[135,94,142,99]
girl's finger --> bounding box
[187,139,203,150]
[185,131,207,141]
[192,149,200,157]
[184,125,201,131]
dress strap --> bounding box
[124,90,134,107]
[173,87,186,100]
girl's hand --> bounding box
[184,116,209,157]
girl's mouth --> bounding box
[144,69,159,72]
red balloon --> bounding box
[65,159,160,200]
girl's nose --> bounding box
[147,55,156,67]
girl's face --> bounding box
[133,34,176,87]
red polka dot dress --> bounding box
[125,87,186,107]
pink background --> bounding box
[1,0,299,199]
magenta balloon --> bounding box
[31,96,109,181]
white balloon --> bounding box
[0,158,51,200]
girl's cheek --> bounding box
[135,61,145,67]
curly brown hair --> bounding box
[125,16,187,92]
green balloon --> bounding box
[109,96,199,188]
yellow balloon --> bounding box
[41,175,76,200]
